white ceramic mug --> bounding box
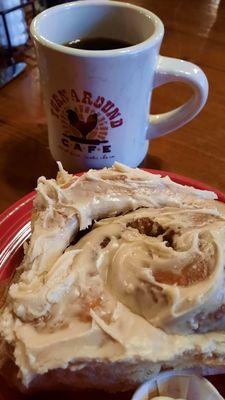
[31,0,208,171]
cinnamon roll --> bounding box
[1,163,225,393]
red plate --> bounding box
[0,170,225,399]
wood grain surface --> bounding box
[0,0,225,213]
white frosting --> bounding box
[1,163,225,387]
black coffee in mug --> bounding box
[64,37,133,50]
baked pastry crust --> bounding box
[1,163,225,392]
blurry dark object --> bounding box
[45,1,65,6]
[0,1,28,48]
[0,61,26,88]
[41,0,74,8]
[0,0,71,88]
[0,0,36,87]
[0,1,35,60]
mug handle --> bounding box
[147,55,208,139]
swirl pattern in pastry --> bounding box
[1,163,225,391]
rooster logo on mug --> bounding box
[65,105,108,146]
[50,89,123,153]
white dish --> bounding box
[131,371,224,400]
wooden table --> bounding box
[0,0,225,213]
